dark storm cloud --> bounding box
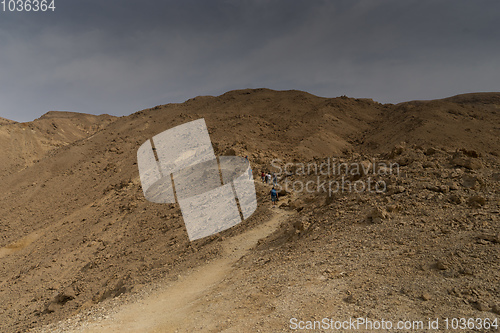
[0,0,499,121]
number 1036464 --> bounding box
[1,0,55,12]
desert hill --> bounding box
[360,92,500,154]
[0,117,17,126]
[0,111,116,177]
[0,89,498,332]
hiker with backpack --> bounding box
[270,187,278,207]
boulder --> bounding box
[368,207,388,223]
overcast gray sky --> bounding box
[1,0,499,122]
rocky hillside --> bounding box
[0,111,116,177]
[0,89,498,332]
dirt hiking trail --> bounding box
[73,208,292,332]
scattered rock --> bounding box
[368,207,388,223]
[43,287,76,314]
[421,293,432,301]
[343,295,356,304]
[386,204,400,213]
[388,146,404,158]
[425,184,449,193]
[435,260,448,270]
[477,234,500,244]
[388,185,405,195]
[467,195,486,208]
[422,161,437,168]
[459,148,481,158]
[448,194,464,205]
[293,218,311,233]
[222,148,237,156]
[396,154,416,167]
[425,147,438,156]
[462,175,477,189]
[475,302,490,312]
[451,156,482,170]
[93,278,128,303]
[278,189,289,197]
[289,200,305,212]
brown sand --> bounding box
[0,89,497,332]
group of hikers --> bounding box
[245,155,280,207]
[260,171,279,207]
[260,171,278,186]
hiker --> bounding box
[270,187,278,207]
[261,171,265,183]
[272,173,278,186]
